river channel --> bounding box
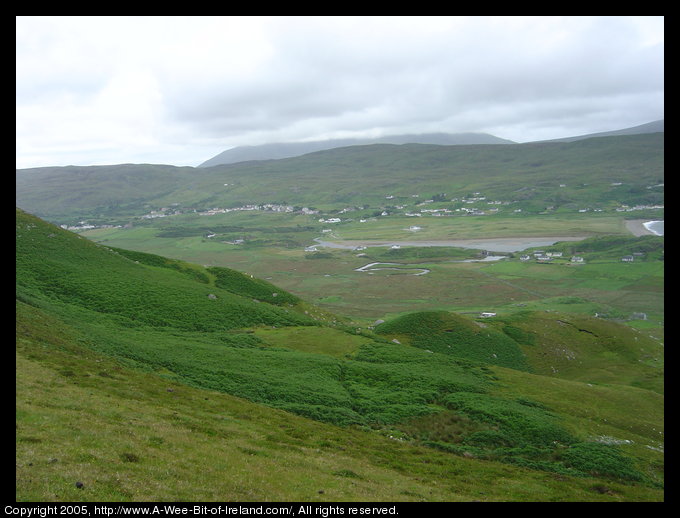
[354,262,431,276]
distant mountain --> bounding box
[197,132,516,167]
[535,119,664,143]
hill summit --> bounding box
[198,132,515,167]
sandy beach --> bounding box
[315,235,591,253]
[625,219,663,237]
[314,220,663,252]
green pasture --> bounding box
[82,212,663,324]
[253,326,372,358]
[331,213,629,241]
[16,208,665,500]
[16,300,664,501]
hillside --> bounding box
[537,119,664,143]
[198,132,515,168]
[16,132,663,225]
[16,209,664,501]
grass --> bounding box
[16,301,664,501]
[374,311,531,371]
[79,211,663,325]
[16,208,664,501]
[252,326,372,359]
[329,213,628,241]
[490,366,664,486]
[487,311,664,393]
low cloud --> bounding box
[16,16,663,168]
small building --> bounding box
[571,256,584,263]
[520,255,531,261]
[480,312,497,318]
[621,255,634,262]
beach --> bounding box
[625,219,664,237]
[313,220,663,253]
[315,236,591,253]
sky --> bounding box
[16,16,664,169]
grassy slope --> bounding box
[16,209,664,501]
[488,311,664,393]
[16,209,314,332]
[16,301,663,502]
[374,311,531,371]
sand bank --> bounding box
[315,236,590,253]
[625,219,664,237]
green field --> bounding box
[16,299,664,501]
[81,211,663,334]
[16,208,664,501]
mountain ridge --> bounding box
[534,119,664,143]
[16,132,664,224]
[197,120,663,168]
[198,132,516,168]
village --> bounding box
[59,181,663,234]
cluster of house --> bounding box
[615,204,664,212]
[519,251,585,263]
[621,252,646,262]
[197,204,306,216]
[140,204,322,219]
[519,251,646,264]
[61,222,110,231]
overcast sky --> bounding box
[16,16,664,169]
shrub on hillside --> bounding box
[560,442,646,482]
[207,266,300,306]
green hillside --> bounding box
[16,209,312,332]
[374,311,530,371]
[16,209,664,501]
[16,133,663,224]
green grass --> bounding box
[17,210,313,332]
[253,326,372,358]
[490,366,664,486]
[78,211,663,326]
[17,300,664,501]
[16,208,664,500]
[486,311,664,394]
[332,213,628,241]
[374,311,530,371]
